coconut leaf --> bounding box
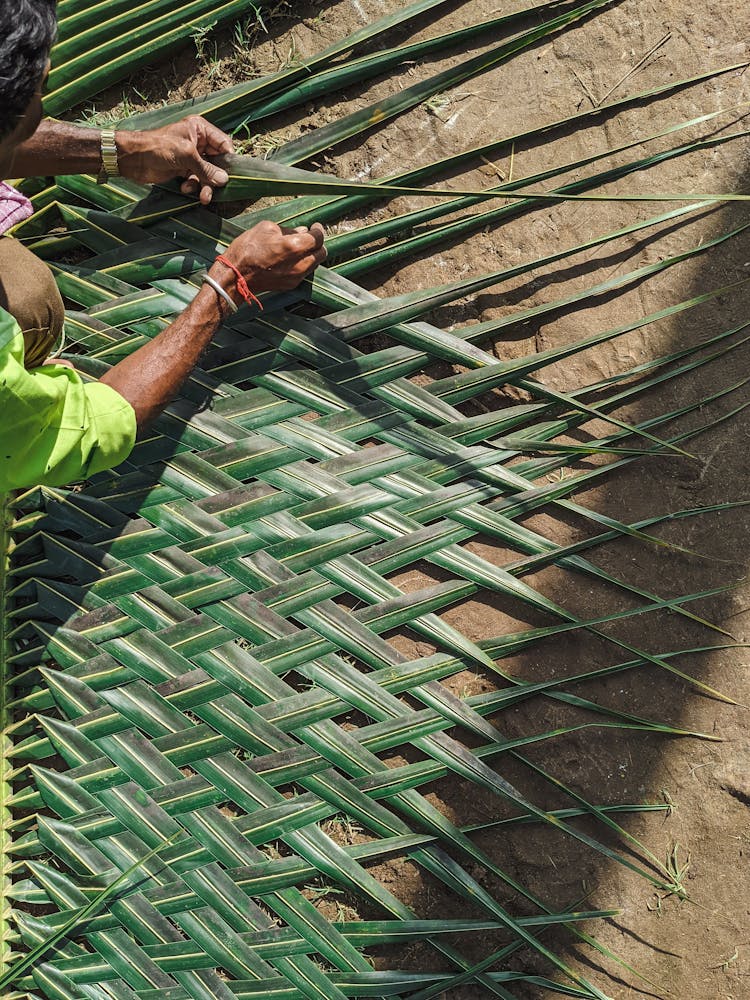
[3,2,745,999]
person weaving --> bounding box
[0,0,326,493]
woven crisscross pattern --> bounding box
[2,171,679,1000]
[0,0,748,1000]
[5,5,747,980]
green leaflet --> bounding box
[122,0,571,132]
[214,152,572,201]
[321,217,750,344]
[255,62,748,228]
[272,0,618,164]
[46,0,261,115]
[332,128,749,277]
[322,108,748,260]
[119,0,463,130]
[0,829,184,991]
[240,1,573,126]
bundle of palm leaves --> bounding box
[1,1,748,998]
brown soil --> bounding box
[82,1,750,997]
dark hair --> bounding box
[0,0,57,140]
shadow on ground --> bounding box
[382,165,750,1000]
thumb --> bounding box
[190,152,229,190]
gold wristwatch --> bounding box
[97,129,120,184]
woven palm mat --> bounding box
[4,176,726,1000]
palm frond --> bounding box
[3,3,746,999]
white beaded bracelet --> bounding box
[202,273,238,314]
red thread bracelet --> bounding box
[215,254,264,310]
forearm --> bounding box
[99,219,326,428]
[11,119,102,177]
[100,276,232,428]
[11,119,147,179]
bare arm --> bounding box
[12,116,234,203]
[99,275,229,428]
[99,221,327,428]
[11,120,102,177]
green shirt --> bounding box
[0,307,136,492]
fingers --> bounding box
[281,222,325,244]
[274,248,327,289]
[282,223,326,254]
[191,116,234,156]
[179,175,213,205]
[287,224,327,272]
[195,157,229,190]
[124,117,234,190]
[297,245,328,274]
[281,247,327,289]
[224,219,326,292]
[175,117,233,202]
[180,154,229,204]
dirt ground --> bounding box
[75,1,750,997]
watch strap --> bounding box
[97,129,120,184]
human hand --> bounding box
[211,220,327,297]
[117,116,234,204]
